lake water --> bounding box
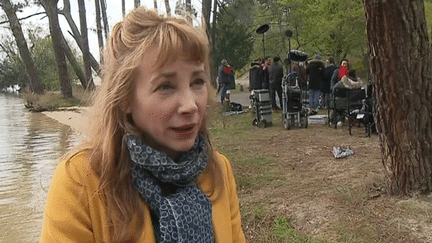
[0,93,81,242]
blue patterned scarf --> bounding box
[126,134,214,243]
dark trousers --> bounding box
[220,83,229,104]
[270,82,283,109]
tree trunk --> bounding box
[202,0,211,31]
[153,0,157,12]
[100,0,109,41]
[122,0,125,18]
[61,32,86,87]
[2,0,45,94]
[210,0,218,87]
[211,0,217,51]
[39,0,72,99]
[135,0,140,8]
[363,0,432,195]
[60,0,101,76]
[78,0,95,90]
[186,0,192,23]
[95,0,104,59]
[164,0,171,16]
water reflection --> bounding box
[0,93,81,242]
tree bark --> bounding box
[122,0,125,18]
[363,0,432,195]
[164,0,171,16]
[95,0,104,58]
[78,0,95,90]
[211,0,217,51]
[60,0,101,76]
[202,0,211,30]
[186,0,192,23]
[61,32,86,87]
[39,0,73,99]
[100,0,109,41]
[2,0,45,94]
[210,0,218,86]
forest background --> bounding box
[2,0,432,93]
[214,0,432,80]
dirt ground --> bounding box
[208,102,432,243]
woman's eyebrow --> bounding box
[158,72,177,78]
[192,70,206,76]
[151,69,206,84]
[151,72,177,85]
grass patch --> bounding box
[229,154,281,190]
[271,216,331,243]
[334,218,374,243]
[254,205,267,219]
[334,184,366,205]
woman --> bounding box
[40,8,246,243]
[330,69,364,126]
[330,59,349,89]
[334,69,364,90]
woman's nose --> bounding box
[178,89,199,115]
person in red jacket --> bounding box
[218,59,234,105]
[331,59,350,89]
[40,7,246,243]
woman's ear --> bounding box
[121,100,132,114]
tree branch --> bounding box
[0,12,46,25]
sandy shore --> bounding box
[42,107,89,134]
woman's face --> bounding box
[127,50,209,158]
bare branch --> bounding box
[0,12,46,25]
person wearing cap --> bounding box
[218,59,234,105]
[306,54,325,115]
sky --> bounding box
[7,0,204,61]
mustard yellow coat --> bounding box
[40,150,246,242]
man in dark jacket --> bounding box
[306,54,325,115]
[268,56,284,110]
[261,57,272,90]
[249,57,263,91]
[322,57,338,109]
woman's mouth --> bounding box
[171,124,195,133]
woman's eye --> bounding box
[157,83,174,91]
[191,79,205,88]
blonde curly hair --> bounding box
[83,7,220,241]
